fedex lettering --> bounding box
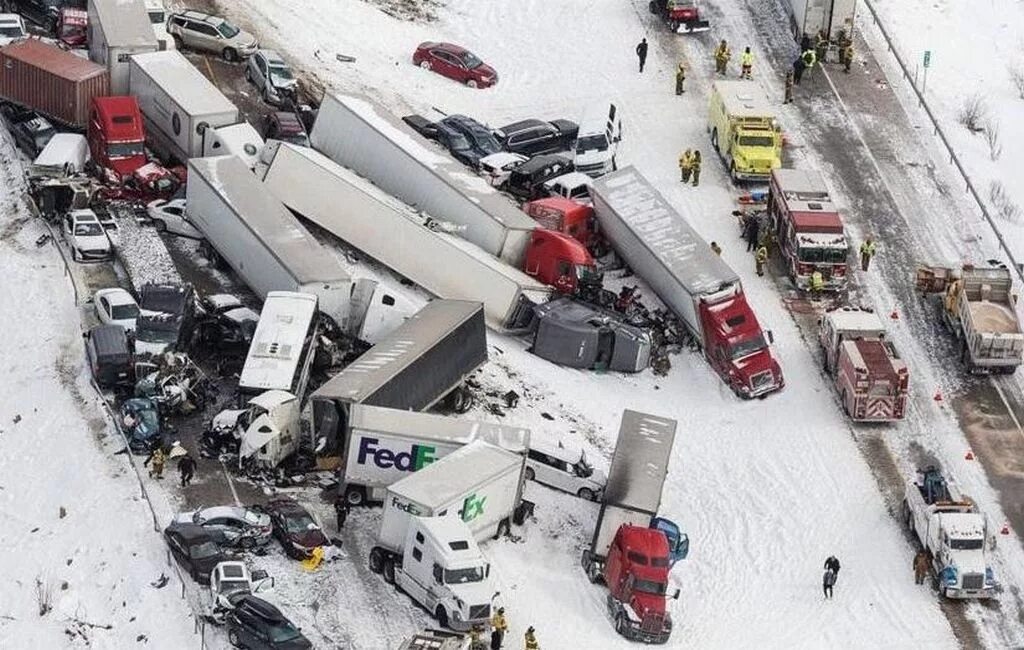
[460,493,486,522]
[390,496,424,515]
[357,437,437,472]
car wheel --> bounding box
[240,536,255,550]
[71,248,80,262]
[223,48,238,62]
[228,629,243,647]
[368,548,384,574]
[466,79,478,89]
[383,557,396,584]
[435,606,449,629]
[244,66,252,82]
[153,219,167,233]
[172,35,183,50]
[524,467,535,481]
[615,614,626,635]
[578,488,596,502]
[420,60,431,70]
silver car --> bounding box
[245,49,297,106]
[173,506,273,549]
[167,10,257,61]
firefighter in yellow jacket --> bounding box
[714,40,731,75]
[740,47,754,79]
[675,62,686,95]
[490,608,508,649]
[678,149,693,183]
[755,245,768,277]
[524,627,539,650]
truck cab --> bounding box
[708,81,782,181]
[700,290,784,398]
[212,389,302,469]
[523,229,599,295]
[56,8,87,48]
[88,97,148,182]
[604,524,679,644]
[523,196,601,252]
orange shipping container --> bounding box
[0,39,109,128]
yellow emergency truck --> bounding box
[707,80,782,181]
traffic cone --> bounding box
[890,310,899,320]
[1001,522,1010,535]
[934,390,943,402]
[965,450,974,460]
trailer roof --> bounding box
[349,404,530,452]
[187,155,350,287]
[389,440,521,508]
[714,80,774,117]
[238,291,318,391]
[1,39,105,81]
[130,51,236,117]
[90,0,158,48]
[310,300,483,405]
[603,410,677,513]
[772,169,841,231]
[591,167,739,294]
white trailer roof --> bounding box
[826,307,885,334]
[187,155,350,287]
[389,440,521,509]
[91,0,158,48]
[714,80,774,118]
[349,404,529,453]
[592,167,739,295]
[130,51,236,118]
[239,291,317,391]
[603,410,677,513]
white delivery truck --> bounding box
[144,0,175,51]
[88,0,159,95]
[237,291,319,403]
[310,93,539,267]
[257,141,550,332]
[186,155,414,341]
[784,0,857,42]
[339,404,530,506]
[204,122,265,168]
[128,51,239,163]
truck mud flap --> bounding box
[677,20,711,34]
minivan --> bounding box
[84,324,135,388]
[574,102,622,178]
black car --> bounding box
[2,0,84,31]
[264,498,331,559]
[506,153,574,200]
[4,108,56,158]
[135,283,196,355]
[195,293,259,350]
[84,324,135,389]
[226,595,312,649]
[493,118,579,157]
[437,114,501,168]
[164,522,227,585]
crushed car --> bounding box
[174,506,273,550]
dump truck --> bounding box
[916,265,1023,374]
[0,39,108,128]
[581,410,688,644]
[819,307,908,421]
[902,466,996,599]
[707,81,783,182]
[591,168,784,398]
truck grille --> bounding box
[751,370,774,391]
[962,573,984,590]
[468,604,490,621]
[640,612,665,633]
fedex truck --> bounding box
[340,405,530,506]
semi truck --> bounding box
[128,51,239,163]
[902,466,996,599]
[784,0,857,43]
[368,441,526,630]
[768,169,849,291]
[591,168,785,397]
[256,141,551,332]
[0,39,108,128]
[338,404,530,506]
[310,92,539,267]
[87,0,159,95]
[707,81,783,182]
[818,307,908,421]
[309,300,488,464]
[580,410,686,644]
[916,265,1023,374]
[186,155,415,342]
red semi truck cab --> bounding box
[701,288,784,398]
[523,229,599,294]
[768,169,848,291]
[604,524,678,643]
[523,197,601,251]
[88,96,148,182]
[57,9,88,48]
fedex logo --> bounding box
[357,437,437,471]
[460,493,486,522]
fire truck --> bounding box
[818,307,908,421]
[767,169,848,291]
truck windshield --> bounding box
[950,538,984,550]
[0,26,24,36]
[444,566,486,584]
[737,135,775,147]
[574,453,594,478]
[634,579,667,596]
[798,247,847,264]
[577,135,609,153]
[108,142,145,159]
[729,334,767,360]
[149,10,165,24]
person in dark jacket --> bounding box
[636,38,649,73]
[824,555,841,578]
[690,150,702,187]
[178,453,196,487]
[743,215,760,252]
[823,567,837,599]
[913,550,930,585]
[793,56,807,85]
[334,499,350,531]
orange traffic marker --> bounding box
[965,450,974,460]
[1001,522,1010,535]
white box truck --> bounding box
[784,0,857,42]
[237,291,319,403]
[204,122,265,168]
[88,0,160,95]
[128,51,239,163]
[257,141,550,332]
[310,93,539,267]
[339,404,530,506]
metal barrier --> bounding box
[861,0,1024,282]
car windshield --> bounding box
[634,579,667,595]
[798,247,847,264]
[474,133,501,155]
[74,222,103,236]
[444,566,486,584]
[459,51,483,69]
[574,453,594,478]
[285,514,317,534]
[0,26,24,36]
[190,541,220,559]
[108,141,145,159]
[111,303,140,320]
[950,538,984,550]
[738,135,775,147]
[135,406,159,432]
[577,135,609,152]
[268,621,303,643]
[149,10,165,24]
[136,326,178,344]
[284,134,310,147]
[216,20,240,38]
[448,134,471,151]
[141,291,185,314]
[729,334,768,360]
[269,64,293,80]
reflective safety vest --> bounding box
[741,52,754,67]
[860,241,876,257]
[802,50,816,67]
[810,271,824,291]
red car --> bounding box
[412,41,497,88]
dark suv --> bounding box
[3,107,56,157]
[494,118,579,157]
[438,114,501,168]
[135,283,196,357]
[506,153,574,201]
[2,0,83,31]
[226,595,311,649]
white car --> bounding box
[62,209,112,262]
[543,171,593,203]
[525,441,607,501]
[94,288,140,332]
[147,198,202,238]
[0,13,27,47]
[245,49,297,106]
[479,152,527,188]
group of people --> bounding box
[713,40,755,79]
[144,442,197,487]
[464,607,538,649]
[677,149,702,186]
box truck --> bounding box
[591,168,785,398]
[237,291,319,403]
[87,0,159,95]
[128,50,238,163]
[339,404,530,505]
[257,141,550,332]
[310,93,538,266]
[784,0,857,42]
[0,39,108,128]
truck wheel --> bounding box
[494,518,510,540]
[711,128,719,152]
[615,614,627,635]
[172,35,183,50]
[524,467,535,481]
[344,486,366,507]
[382,557,396,584]
[435,606,450,629]
[222,48,238,62]
[368,548,384,574]
[648,0,657,14]
[578,487,596,501]
[228,629,243,647]
[840,389,850,416]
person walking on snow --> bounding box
[678,149,693,183]
[636,38,648,73]
[710,241,722,256]
[824,555,841,578]
[815,29,829,65]
[755,245,768,277]
[334,498,350,531]
[784,71,794,103]
[743,214,760,252]
[793,55,807,85]
[178,452,196,487]
[859,237,876,271]
[842,42,854,73]
[524,627,539,650]
[145,447,166,479]
[690,150,702,187]
[914,550,930,585]
[740,47,754,79]
[490,607,508,649]
[714,39,731,75]
[675,62,687,95]
[823,566,837,599]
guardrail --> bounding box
[861,0,1024,283]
